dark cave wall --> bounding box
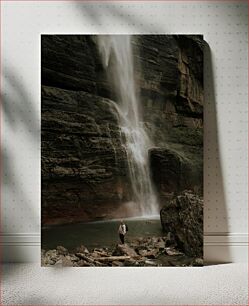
[41,35,203,224]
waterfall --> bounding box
[97,35,158,216]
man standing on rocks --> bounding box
[118,220,127,244]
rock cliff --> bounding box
[41,35,203,225]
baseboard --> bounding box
[1,232,248,263]
[1,233,41,262]
[204,232,248,263]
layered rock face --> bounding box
[135,35,203,203]
[41,35,203,225]
[149,148,202,196]
[42,86,131,223]
[160,191,203,257]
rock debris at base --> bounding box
[41,235,203,267]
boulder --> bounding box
[77,260,93,267]
[45,259,56,266]
[192,258,204,266]
[112,261,124,267]
[154,238,166,250]
[160,191,203,257]
[112,244,138,257]
[70,255,80,262]
[92,250,108,257]
[54,259,63,266]
[144,260,157,266]
[62,256,74,267]
[44,249,58,263]
[165,247,183,256]
[138,249,158,259]
[75,253,94,263]
[56,245,68,255]
[75,245,89,254]
[123,258,138,266]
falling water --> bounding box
[97,35,158,216]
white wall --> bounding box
[1,1,248,263]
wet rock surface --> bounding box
[150,147,202,199]
[42,236,203,267]
[160,191,203,257]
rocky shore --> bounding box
[41,235,203,267]
[42,191,203,267]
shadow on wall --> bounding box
[203,43,230,263]
[74,2,162,34]
[2,67,39,136]
[1,67,39,271]
[2,67,39,230]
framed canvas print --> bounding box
[41,34,204,267]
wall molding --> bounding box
[204,232,248,245]
[1,232,248,263]
[1,233,40,246]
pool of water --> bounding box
[42,216,163,251]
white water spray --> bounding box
[97,35,158,215]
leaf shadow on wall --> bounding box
[74,2,161,34]
[1,67,40,267]
[203,43,230,264]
